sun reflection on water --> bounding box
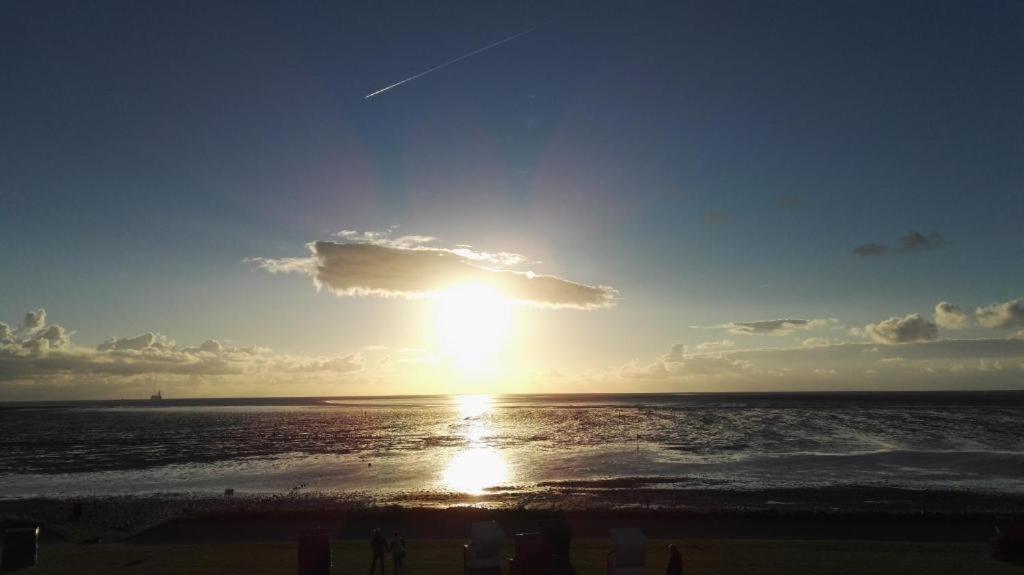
[442,395,509,495]
[442,446,509,495]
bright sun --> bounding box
[435,284,511,371]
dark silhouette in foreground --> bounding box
[464,520,504,575]
[509,531,548,574]
[993,520,1024,565]
[369,528,389,575]
[297,528,331,575]
[606,527,646,575]
[390,530,406,575]
[1,527,39,572]
[665,544,683,575]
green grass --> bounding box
[19,538,1024,574]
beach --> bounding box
[5,498,1024,574]
[4,393,1024,572]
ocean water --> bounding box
[1,392,1023,499]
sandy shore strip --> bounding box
[15,538,1024,575]
[3,486,1024,545]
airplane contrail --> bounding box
[365,24,544,99]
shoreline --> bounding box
[4,486,1024,545]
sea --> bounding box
[2,392,1023,500]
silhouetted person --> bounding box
[665,544,683,575]
[70,502,83,522]
[369,528,389,574]
[390,530,406,574]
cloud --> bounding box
[852,231,944,257]
[976,298,1024,330]
[934,302,971,329]
[802,337,833,348]
[0,310,73,353]
[899,231,943,251]
[0,309,364,387]
[605,338,1024,392]
[852,243,888,256]
[18,309,46,334]
[695,339,735,351]
[864,313,938,344]
[710,318,836,336]
[622,345,757,381]
[251,232,617,310]
[664,343,687,362]
[98,332,175,351]
[703,211,730,224]
[776,195,804,211]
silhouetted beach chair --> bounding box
[464,520,504,575]
[1,527,39,571]
[539,518,576,575]
[297,528,331,575]
[606,528,646,575]
[993,520,1024,564]
[509,532,550,575]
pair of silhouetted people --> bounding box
[368,528,406,575]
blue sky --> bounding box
[2,1,1023,398]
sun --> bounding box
[434,284,511,372]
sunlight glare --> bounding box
[435,284,510,371]
[442,446,509,495]
[456,394,493,418]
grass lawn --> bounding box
[18,538,1024,574]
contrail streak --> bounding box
[365,24,543,99]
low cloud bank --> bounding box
[604,337,1024,392]
[0,309,363,388]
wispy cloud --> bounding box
[853,231,944,257]
[697,318,838,336]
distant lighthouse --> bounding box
[149,390,163,402]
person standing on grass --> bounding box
[369,528,389,575]
[665,544,683,575]
[390,530,407,575]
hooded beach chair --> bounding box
[606,528,646,575]
[464,520,504,575]
[509,531,550,575]
[540,518,576,575]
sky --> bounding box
[1,0,1023,399]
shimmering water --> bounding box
[2,392,1023,498]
